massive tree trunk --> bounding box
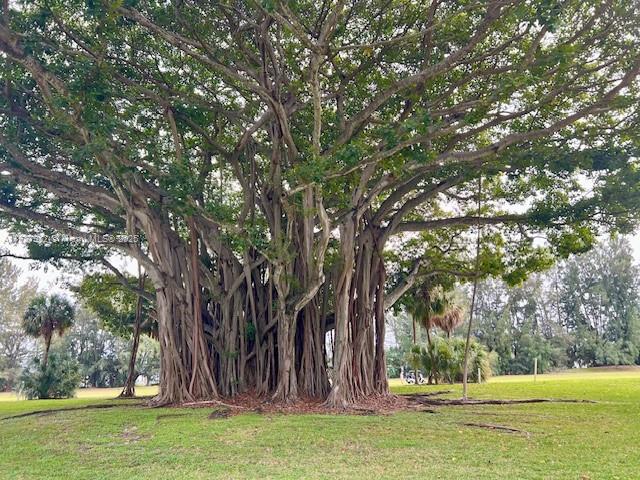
[252,270,278,396]
[272,317,298,402]
[293,187,331,399]
[271,262,298,403]
[154,281,217,404]
[145,217,218,405]
[298,299,330,398]
[211,257,247,398]
[350,229,390,398]
[326,219,391,407]
[325,219,358,408]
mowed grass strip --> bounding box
[1,369,639,479]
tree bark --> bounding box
[325,220,393,406]
[298,300,330,398]
[271,276,298,403]
[146,220,218,405]
[42,334,52,370]
[325,219,357,408]
[373,261,389,394]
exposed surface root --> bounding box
[181,399,244,409]
[405,395,596,406]
[412,390,453,397]
[155,413,189,422]
[463,422,530,435]
[159,391,596,417]
[0,402,143,421]
[420,408,438,414]
[2,391,596,422]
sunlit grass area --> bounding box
[0,385,159,402]
[488,365,640,383]
[1,369,639,479]
[389,365,640,387]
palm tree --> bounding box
[409,286,464,383]
[408,286,442,383]
[432,306,464,338]
[22,294,75,368]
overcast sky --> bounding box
[0,229,137,295]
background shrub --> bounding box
[19,347,81,399]
[406,336,497,384]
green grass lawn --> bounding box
[1,369,639,479]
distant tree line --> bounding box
[386,237,640,377]
[473,237,640,374]
[0,258,37,390]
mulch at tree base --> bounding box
[174,391,596,417]
[180,392,416,417]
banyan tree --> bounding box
[1,1,640,406]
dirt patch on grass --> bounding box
[581,365,640,372]
[121,425,145,443]
[208,407,232,419]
